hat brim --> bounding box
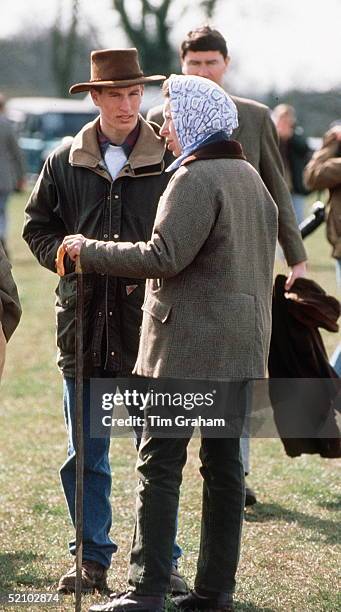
[69,75,165,94]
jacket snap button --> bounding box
[114,234,119,239]
[114,194,119,199]
[104,234,108,238]
[111,351,115,356]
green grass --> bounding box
[0,192,340,611]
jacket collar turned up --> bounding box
[69,114,167,179]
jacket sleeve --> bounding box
[80,167,217,279]
[259,110,307,266]
[304,133,341,191]
[22,157,71,274]
[0,245,22,341]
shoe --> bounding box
[88,591,164,611]
[57,560,108,594]
[169,567,189,595]
[245,485,257,507]
[172,590,234,611]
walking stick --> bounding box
[56,247,84,612]
[74,254,84,612]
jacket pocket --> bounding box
[55,273,77,354]
[142,293,172,323]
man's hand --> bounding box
[285,261,307,290]
[62,234,86,261]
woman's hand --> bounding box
[285,261,307,290]
[62,234,86,261]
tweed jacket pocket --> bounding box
[142,293,172,323]
[134,293,174,376]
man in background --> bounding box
[272,103,312,225]
[148,26,308,505]
[0,93,25,256]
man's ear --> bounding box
[90,89,100,107]
[224,56,231,72]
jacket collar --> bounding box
[181,139,246,167]
[69,115,166,177]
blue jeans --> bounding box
[330,344,341,377]
[0,191,10,240]
[336,258,341,292]
[291,193,306,226]
[60,378,182,568]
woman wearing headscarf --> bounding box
[64,75,278,612]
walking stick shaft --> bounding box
[75,257,84,612]
[55,246,84,610]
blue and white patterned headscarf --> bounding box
[166,74,238,172]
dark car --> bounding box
[6,96,98,176]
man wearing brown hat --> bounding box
[23,48,185,595]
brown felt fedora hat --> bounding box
[69,48,165,94]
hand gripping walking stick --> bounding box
[56,245,84,612]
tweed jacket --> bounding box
[23,116,173,377]
[0,114,25,193]
[147,96,306,267]
[80,141,278,380]
[304,128,341,259]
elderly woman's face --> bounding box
[160,100,182,157]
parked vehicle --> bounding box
[6,96,98,176]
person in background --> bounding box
[147,25,307,506]
[0,241,22,381]
[0,93,25,256]
[304,120,341,375]
[272,104,312,225]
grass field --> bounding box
[0,191,340,612]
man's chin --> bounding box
[117,118,136,129]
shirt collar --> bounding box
[97,121,141,158]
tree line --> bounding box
[0,0,339,136]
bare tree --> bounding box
[51,0,81,96]
[199,0,219,18]
[112,0,220,75]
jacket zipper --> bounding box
[104,181,113,369]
